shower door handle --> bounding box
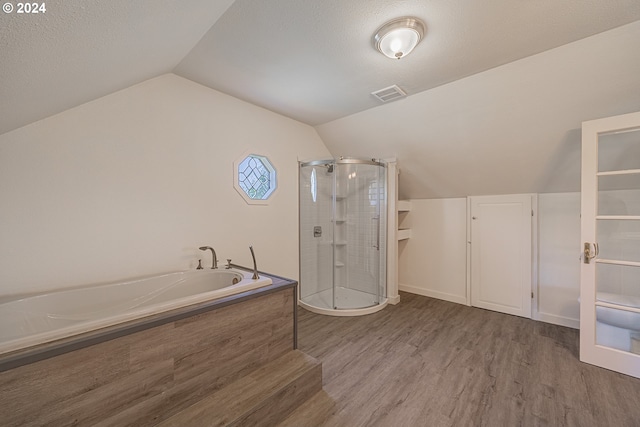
[373,216,380,250]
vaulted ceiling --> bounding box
[0,0,236,134]
[2,1,640,198]
[176,0,640,126]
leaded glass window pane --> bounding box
[235,154,276,202]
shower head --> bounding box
[326,164,334,173]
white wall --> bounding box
[536,190,640,329]
[537,192,581,328]
[398,198,467,305]
[0,73,331,296]
[399,193,584,328]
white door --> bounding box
[470,195,532,318]
[580,111,640,378]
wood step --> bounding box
[157,350,322,427]
[276,390,336,427]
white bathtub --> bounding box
[0,269,272,355]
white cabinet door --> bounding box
[580,111,640,378]
[470,194,532,318]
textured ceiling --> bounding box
[2,0,640,135]
[1,1,640,199]
[0,0,235,135]
[176,0,640,125]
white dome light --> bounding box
[373,17,426,60]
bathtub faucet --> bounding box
[199,246,218,269]
[249,246,260,280]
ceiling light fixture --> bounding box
[373,17,426,59]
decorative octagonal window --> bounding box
[234,153,277,204]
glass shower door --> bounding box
[299,162,335,310]
[334,160,387,309]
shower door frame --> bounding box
[299,158,388,314]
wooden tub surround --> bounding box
[0,270,323,426]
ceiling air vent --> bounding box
[371,85,407,103]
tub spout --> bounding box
[199,246,218,269]
[249,246,260,280]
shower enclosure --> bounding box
[299,158,387,316]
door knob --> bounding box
[583,242,598,264]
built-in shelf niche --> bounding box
[397,229,412,240]
[398,200,411,241]
[398,200,411,212]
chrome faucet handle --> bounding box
[226,259,232,269]
[249,246,260,280]
[197,259,203,270]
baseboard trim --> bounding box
[388,294,401,305]
[535,312,579,329]
[398,285,580,329]
[399,284,467,306]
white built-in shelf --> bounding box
[397,200,411,240]
[335,262,345,268]
[398,200,411,212]
[334,218,346,223]
[397,229,411,241]
[334,241,347,246]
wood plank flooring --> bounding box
[284,292,640,427]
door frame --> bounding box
[580,111,640,378]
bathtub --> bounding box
[0,268,272,356]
